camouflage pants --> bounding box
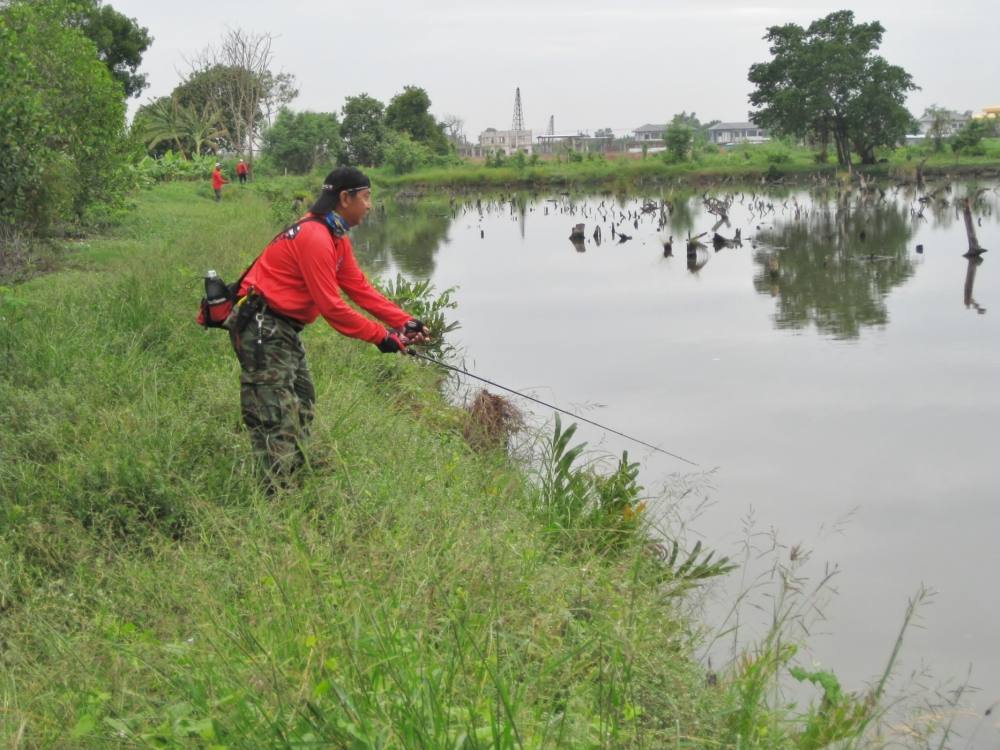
[229,308,315,480]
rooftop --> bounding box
[708,121,760,131]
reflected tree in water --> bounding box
[964,256,987,315]
[353,202,456,279]
[753,201,916,339]
[665,193,697,239]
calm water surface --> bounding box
[356,182,1000,738]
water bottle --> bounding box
[205,269,228,304]
[203,269,231,326]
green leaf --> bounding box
[71,714,97,737]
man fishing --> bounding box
[227,167,429,488]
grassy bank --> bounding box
[370,140,1000,193]
[1,182,931,748]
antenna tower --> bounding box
[511,87,525,132]
[547,115,554,135]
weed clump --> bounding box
[462,389,523,452]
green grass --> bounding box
[0,181,939,748]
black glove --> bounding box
[377,331,406,354]
[403,319,427,335]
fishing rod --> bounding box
[406,349,698,467]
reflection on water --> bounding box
[354,201,456,278]
[355,183,999,339]
[752,198,916,339]
[965,255,987,314]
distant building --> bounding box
[917,109,971,137]
[535,133,613,154]
[478,127,533,156]
[975,105,1000,119]
[633,123,667,142]
[707,122,769,145]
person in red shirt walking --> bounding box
[226,166,429,487]
[211,162,228,201]
[236,158,249,184]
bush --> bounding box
[664,124,693,163]
[262,108,342,174]
[131,152,221,185]
[383,131,434,175]
[765,148,792,164]
[0,0,131,232]
[952,119,995,155]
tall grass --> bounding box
[0,183,731,747]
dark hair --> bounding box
[309,167,371,214]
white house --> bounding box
[707,122,769,145]
[633,123,667,142]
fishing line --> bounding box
[407,350,698,466]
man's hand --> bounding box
[377,331,407,354]
[402,319,432,344]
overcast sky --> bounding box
[113,0,999,138]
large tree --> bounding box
[262,109,342,173]
[73,1,152,98]
[748,11,917,166]
[340,94,387,167]
[384,86,449,154]
[1,0,129,230]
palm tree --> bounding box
[139,97,185,155]
[139,97,229,157]
[179,103,229,156]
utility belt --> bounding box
[233,292,305,334]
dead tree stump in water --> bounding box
[962,198,987,257]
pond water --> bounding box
[355,180,1000,740]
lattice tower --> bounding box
[511,88,524,132]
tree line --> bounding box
[4,2,998,241]
[135,62,459,176]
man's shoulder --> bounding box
[287,217,339,248]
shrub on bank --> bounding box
[0,1,132,233]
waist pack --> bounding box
[196,215,327,330]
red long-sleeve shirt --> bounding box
[239,217,410,343]
[211,169,227,189]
